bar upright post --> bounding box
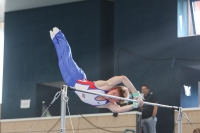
[177,107,182,133]
[60,85,67,133]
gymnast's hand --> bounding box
[137,98,144,107]
[132,91,144,107]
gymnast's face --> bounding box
[106,89,120,102]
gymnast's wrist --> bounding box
[132,91,140,98]
[132,102,138,108]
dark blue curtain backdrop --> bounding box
[2,0,114,119]
[180,67,200,107]
[116,48,200,132]
[2,0,200,133]
[114,0,200,133]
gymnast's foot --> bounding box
[49,27,60,40]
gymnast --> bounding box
[49,27,143,113]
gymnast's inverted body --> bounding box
[49,27,143,113]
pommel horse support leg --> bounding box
[60,85,68,133]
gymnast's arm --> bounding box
[95,76,138,93]
[97,102,134,113]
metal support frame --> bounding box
[60,85,67,133]
[60,85,182,133]
[177,107,182,133]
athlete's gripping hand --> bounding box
[132,91,144,107]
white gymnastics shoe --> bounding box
[49,27,60,40]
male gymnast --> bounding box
[49,27,143,113]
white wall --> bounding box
[0,22,4,104]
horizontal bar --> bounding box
[68,87,179,109]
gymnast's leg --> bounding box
[50,27,86,87]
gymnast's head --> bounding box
[193,128,200,133]
[106,86,129,104]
